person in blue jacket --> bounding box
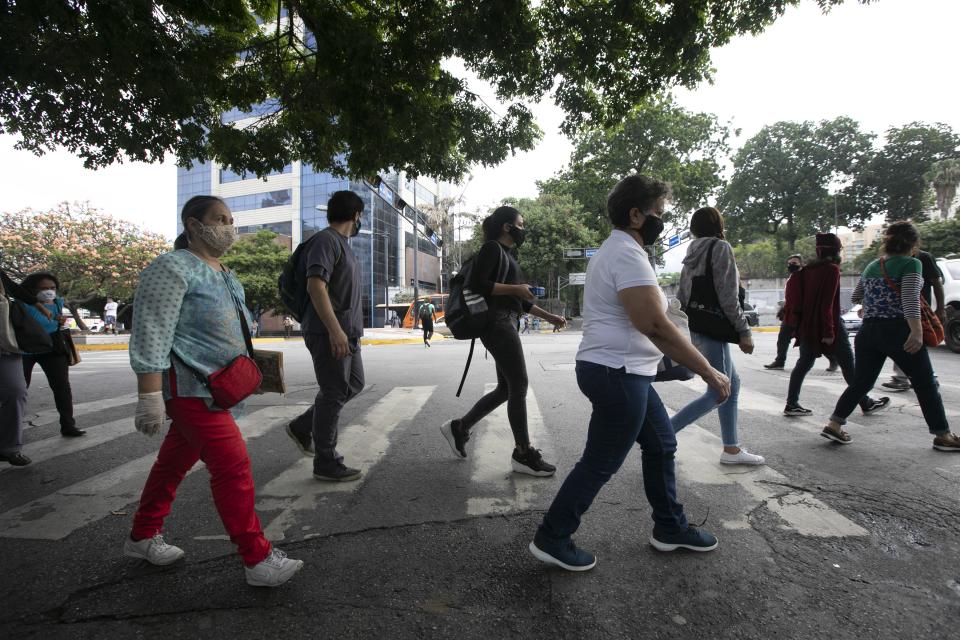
[20,272,84,437]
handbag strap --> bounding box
[879,257,901,296]
[221,271,255,358]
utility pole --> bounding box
[412,183,419,309]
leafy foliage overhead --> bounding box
[1,0,866,181]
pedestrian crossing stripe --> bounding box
[25,393,138,430]
[2,374,925,543]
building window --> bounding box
[223,189,293,212]
[237,221,293,236]
[220,164,291,184]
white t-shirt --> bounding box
[576,230,666,376]
[104,302,118,315]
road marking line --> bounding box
[466,384,550,516]
[26,393,138,430]
[0,404,308,540]
[260,386,435,541]
[670,417,869,538]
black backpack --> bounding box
[278,229,341,322]
[446,242,507,396]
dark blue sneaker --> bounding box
[529,534,596,572]
[649,526,718,553]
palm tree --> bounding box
[925,159,960,220]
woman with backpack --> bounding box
[419,296,436,347]
[821,221,959,451]
[440,206,566,476]
[670,207,765,465]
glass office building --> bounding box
[176,158,444,328]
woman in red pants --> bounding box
[126,195,302,587]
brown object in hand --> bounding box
[253,349,286,394]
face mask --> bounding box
[637,214,664,246]
[37,289,57,303]
[194,222,237,255]
[787,264,801,273]
[508,225,526,248]
[352,217,362,238]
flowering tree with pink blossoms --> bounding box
[0,202,169,330]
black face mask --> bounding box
[638,214,664,246]
[508,225,526,248]
[787,263,801,273]
[352,217,362,237]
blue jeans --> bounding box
[671,332,741,447]
[537,362,689,543]
[830,319,948,433]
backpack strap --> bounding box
[879,257,901,295]
[455,338,476,398]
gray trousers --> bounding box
[0,353,27,454]
[289,333,364,472]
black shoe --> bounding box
[285,423,315,457]
[0,452,32,466]
[440,419,469,458]
[782,405,813,417]
[763,361,785,370]
[511,448,556,477]
[313,462,362,482]
[61,427,86,437]
[861,397,891,416]
[825,364,839,373]
[881,380,911,392]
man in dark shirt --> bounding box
[286,191,366,481]
[882,248,945,391]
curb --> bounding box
[751,327,781,333]
[76,343,131,352]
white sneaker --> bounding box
[123,533,185,566]
[720,448,766,466]
[245,549,304,587]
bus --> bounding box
[402,294,447,329]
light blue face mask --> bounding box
[37,289,57,303]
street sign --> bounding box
[568,272,586,285]
[564,248,585,259]
[668,235,680,248]
[584,248,598,258]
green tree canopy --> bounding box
[926,158,960,221]
[221,230,289,316]
[1,1,866,180]
[538,95,732,233]
[719,117,874,251]
[733,236,817,279]
[845,122,960,223]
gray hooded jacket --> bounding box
[676,237,750,338]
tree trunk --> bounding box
[786,214,796,252]
[66,302,89,332]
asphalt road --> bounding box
[2,330,959,639]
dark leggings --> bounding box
[22,351,75,431]
[460,313,530,448]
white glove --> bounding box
[135,391,166,437]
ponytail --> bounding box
[173,232,190,250]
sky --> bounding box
[2,0,958,273]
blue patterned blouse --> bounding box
[129,250,253,404]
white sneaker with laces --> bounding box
[123,533,185,566]
[245,549,304,587]
[720,449,766,466]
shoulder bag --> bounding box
[683,239,741,344]
[879,258,944,347]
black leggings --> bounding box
[460,313,530,447]
[422,319,434,342]
[22,351,75,431]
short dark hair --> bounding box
[327,190,365,223]
[174,195,226,250]
[482,206,520,241]
[884,221,920,255]
[606,175,671,228]
[689,206,725,239]
[788,254,803,264]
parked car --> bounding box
[937,258,960,353]
[842,304,863,333]
[742,301,759,327]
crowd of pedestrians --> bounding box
[2,174,957,587]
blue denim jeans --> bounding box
[537,362,689,543]
[671,332,741,447]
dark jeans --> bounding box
[830,319,949,433]
[537,362,689,543]
[774,324,795,364]
[422,319,434,342]
[22,351,75,431]
[460,312,530,448]
[0,354,27,454]
[289,333,365,471]
[786,324,872,410]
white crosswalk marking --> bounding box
[25,393,138,430]
[466,384,550,516]
[0,404,308,540]
[261,386,435,541]
[2,416,136,476]
[670,419,869,537]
